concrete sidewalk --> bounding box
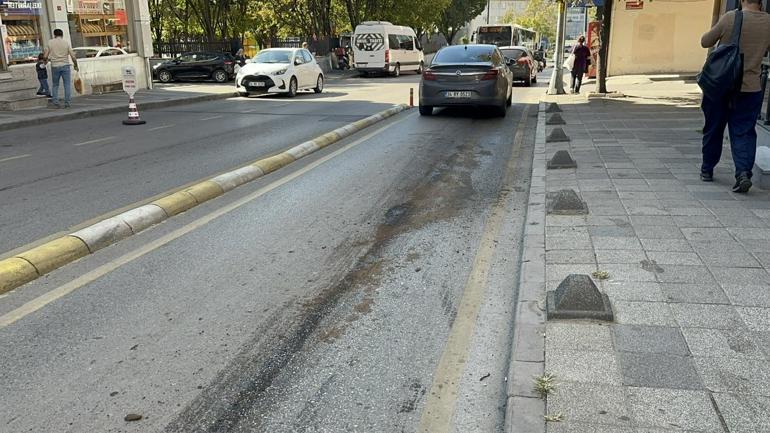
[0,70,359,132]
[514,81,770,432]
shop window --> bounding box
[1,0,45,64]
[66,0,130,52]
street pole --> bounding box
[548,0,567,95]
[486,0,491,24]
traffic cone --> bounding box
[122,97,146,125]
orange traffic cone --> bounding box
[122,97,146,125]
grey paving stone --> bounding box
[618,352,703,389]
[592,237,643,251]
[601,264,659,282]
[547,265,599,284]
[626,204,669,216]
[546,350,621,385]
[614,301,676,326]
[694,356,770,396]
[689,239,749,253]
[682,327,765,358]
[547,249,597,265]
[590,206,630,216]
[667,207,712,216]
[547,235,593,250]
[645,252,703,266]
[696,248,762,267]
[601,281,666,302]
[547,226,591,237]
[509,361,544,398]
[736,306,770,332]
[589,225,636,238]
[655,265,716,284]
[712,393,770,433]
[672,215,722,228]
[633,225,685,240]
[681,227,735,242]
[722,284,770,307]
[728,228,770,241]
[740,239,770,253]
[661,283,730,304]
[595,249,648,264]
[719,215,768,228]
[547,215,589,227]
[670,303,746,329]
[546,382,631,426]
[586,215,632,227]
[546,323,614,352]
[626,387,723,432]
[640,238,694,252]
[753,331,770,358]
[613,325,689,355]
[546,422,635,433]
[629,215,676,226]
[710,267,770,287]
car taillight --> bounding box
[422,70,437,81]
[481,69,499,80]
[385,49,390,63]
[224,61,233,65]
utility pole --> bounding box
[486,0,491,24]
[548,0,567,95]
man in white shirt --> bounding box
[43,29,79,108]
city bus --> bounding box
[475,24,538,50]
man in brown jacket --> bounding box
[700,0,770,193]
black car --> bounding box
[153,52,236,83]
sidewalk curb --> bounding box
[0,91,238,132]
[0,104,410,294]
[504,101,547,433]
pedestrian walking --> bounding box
[35,53,50,97]
[570,36,591,94]
[43,29,79,109]
[700,0,770,193]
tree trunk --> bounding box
[596,0,612,94]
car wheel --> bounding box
[213,69,228,83]
[419,105,433,116]
[158,70,172,83]
[506,91,512,107]
[288,77,298,97]
[392,64,400,77]
[314,75,324,93]
[239,92,250,97]
[525,74,532,87]
[417,61,424,75]
[532,74,538,83]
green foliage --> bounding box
[437,0,488,44]
[502,0,559,44]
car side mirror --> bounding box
[295,59,302,65]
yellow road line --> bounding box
[72,136,116,147]
[0,154,31,163]
[0,111,417,329]
[417,105,530,433]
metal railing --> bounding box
[152,41,231,58]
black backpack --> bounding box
[697,10,744,101]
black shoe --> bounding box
[732,173,752,193]
[700,171,713,182]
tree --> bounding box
[595,0,613,94]
[502,0,559,45]
[437,0,487,45]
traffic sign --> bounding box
[121,65,138,97]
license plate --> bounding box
[445,91,472,98]
[249,81,266,87]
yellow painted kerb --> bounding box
[0,258,39,294]
[16,236,90,275]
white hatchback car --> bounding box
[236,48,324,97]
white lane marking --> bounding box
[272,103,290,108]
[0,154,31,163]
[0,110,417,329]
[148,124,175,132]
[200,115,223,121]
[73,136,116,147]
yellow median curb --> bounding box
[0,104,410,295]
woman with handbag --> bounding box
[570,36,591,94]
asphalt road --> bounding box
[0,72,544,433]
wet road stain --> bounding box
[398,380,426,413]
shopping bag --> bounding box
[73,69,85,95]
[564,54,575,72]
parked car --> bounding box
[235,48,324,97]
[352,21,424,77]
[153,52,236,83]
[419,44,512,117]
[72,47,128,58]
[500,46,537,86]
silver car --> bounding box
[419,44,513,117]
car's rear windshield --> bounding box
[500,49,525,60]
[433,46,494,64]
[254,50,292,64]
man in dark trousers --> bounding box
[700,0,770,193]
[570,36,591,94]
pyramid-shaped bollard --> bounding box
[546,274,613,321]
[546,113,566,125]
[546,189,588,215]
[546,127,570,143]
[547,150,577,169]
[546,102,562,113]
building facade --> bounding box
[0,0,153,108]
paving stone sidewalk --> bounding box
[535,95,770,433]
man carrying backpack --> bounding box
[700,0,770,193]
